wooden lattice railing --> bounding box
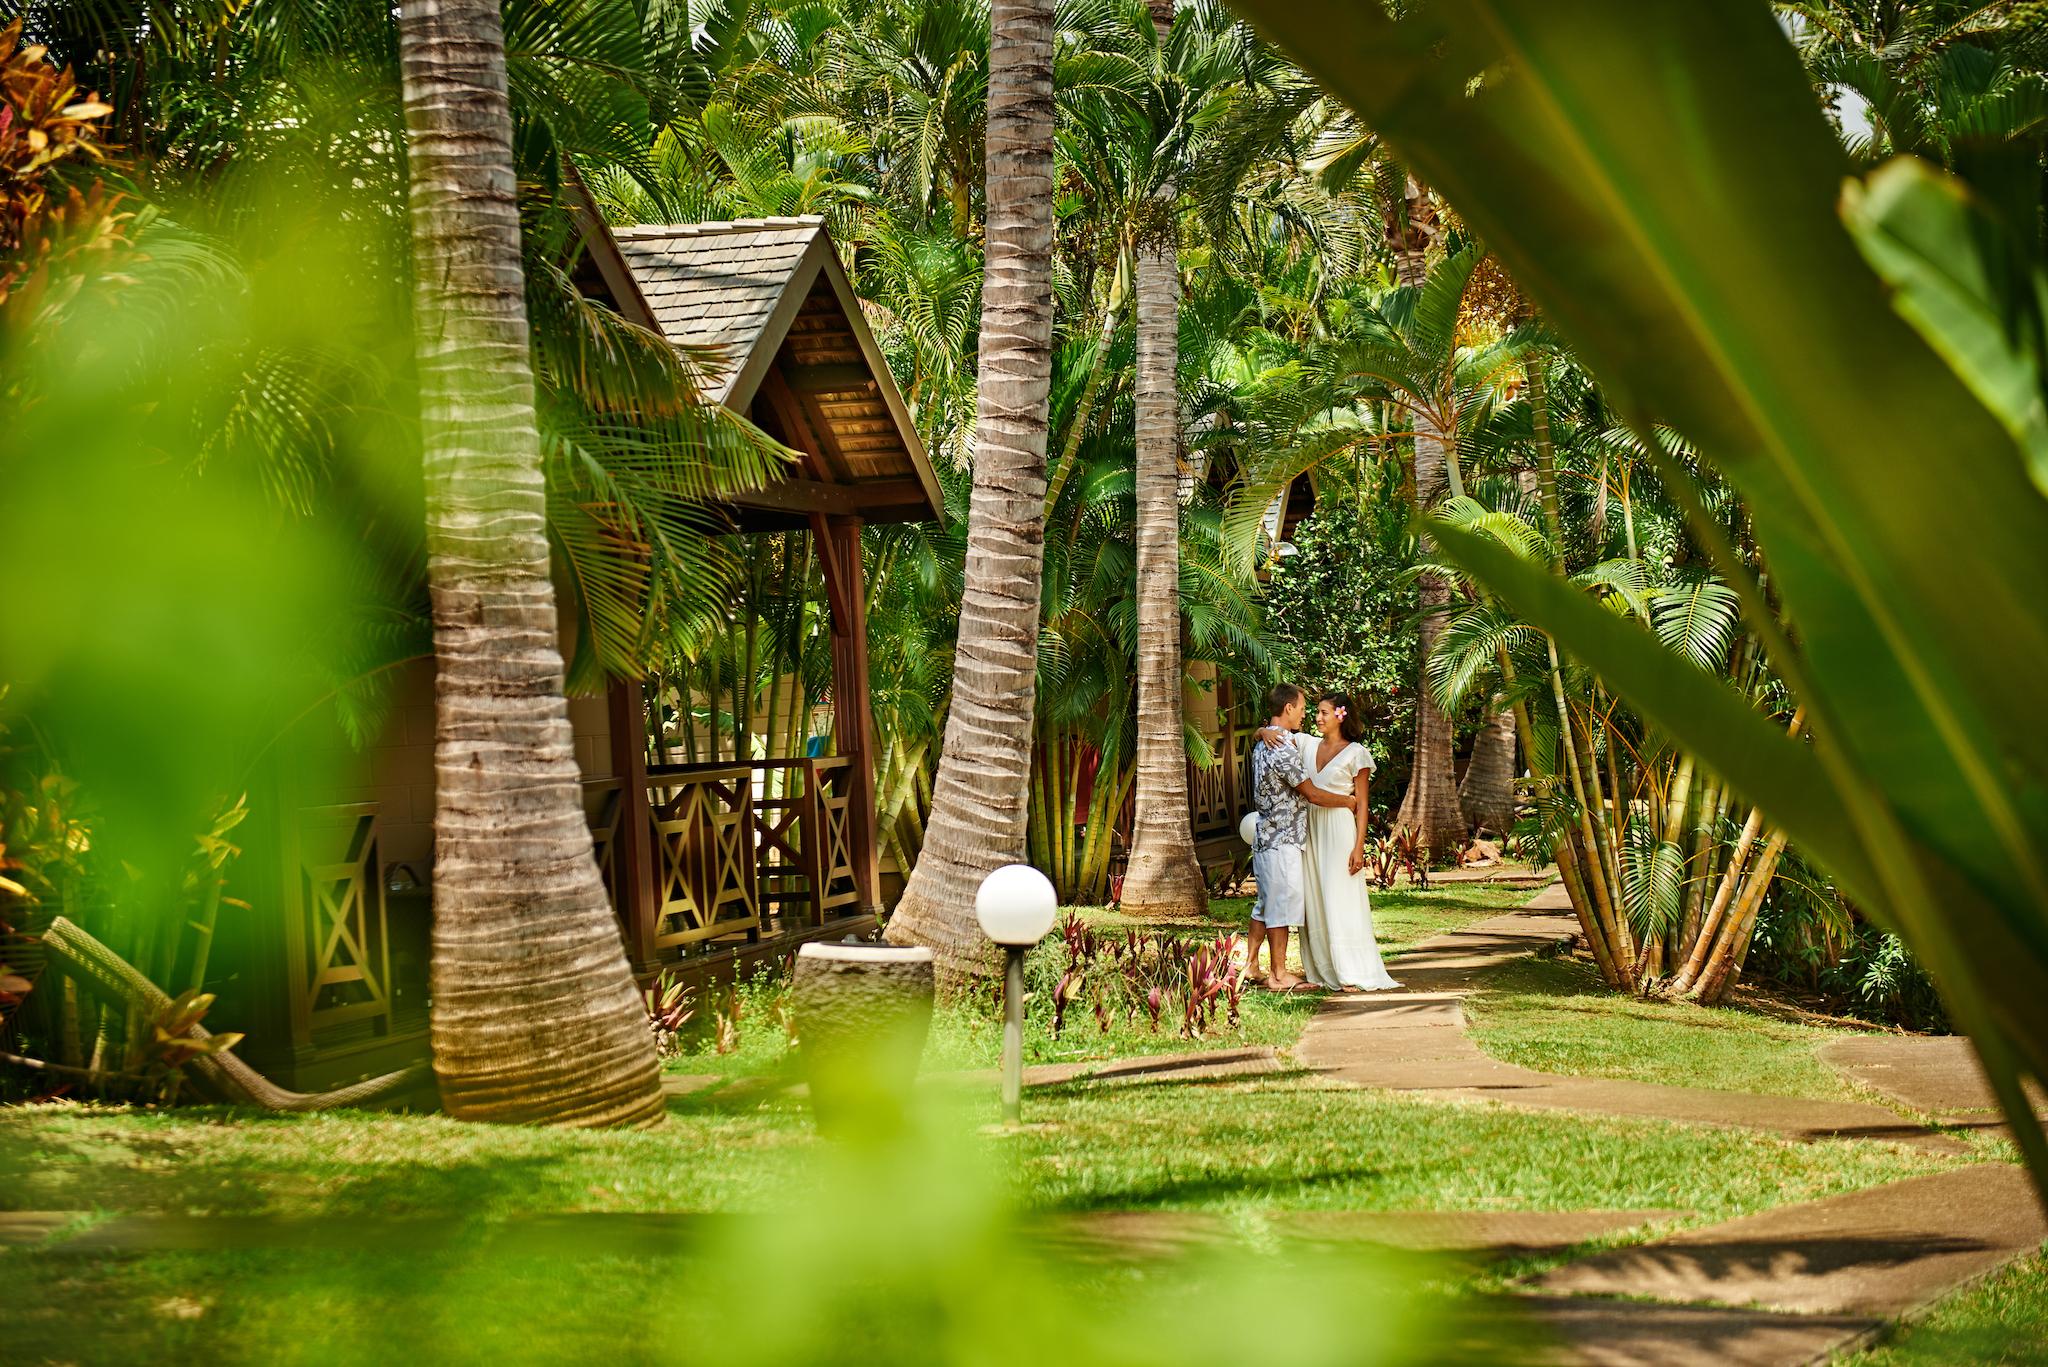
[753,757,859,923]
[645,764,761,951]
[284,802,392,1049]
[1189,729,1246,842]
[639,758,861,955]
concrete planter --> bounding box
[792,942,935,1141]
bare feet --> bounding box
[1267,972,1304,992]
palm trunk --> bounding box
[1119,225,1208,916]
[398,0,660,1127]
[886,0,1058,989]
[1672,705,1807,999]
[1527,356,1632,985]
[1459,708,1516,838]
[1043,260,1126,514]
[1390,219,1467,858]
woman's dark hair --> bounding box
[1264,682,1304,717]
[1318,691,1368,743]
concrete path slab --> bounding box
[1297,901,1966,1153]
[1819,1035,2048,1121]
[1280,1208,1689,1257]
[1424,864,1559,886]
[0,1211,77,1247]
[43,1211,743,1255]
[1498,1295,1879,1366]
[933,1046,1284,1093]
[1031,1208,1689,1263]
[1528,1164,2047,1317]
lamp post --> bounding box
[976,863,1057,1127]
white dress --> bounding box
[1293,733,1402,991]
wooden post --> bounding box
[607,678,660,972]
[1219,677,1239,820]
[816,514,883,916]
[799,757,829,929]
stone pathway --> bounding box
[1530,1164,2046,1318]
[1280,884,2047,1365]
[1031,1208,1689,1262]
[1819,1034,2048,1135]
[1501,1297,1884,1367]
[1296,889,1963,1153]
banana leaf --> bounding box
[1224,0,2048,1196]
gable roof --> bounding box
[577,212,944,529]
[612,220,821,406]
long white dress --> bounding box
[1293,732,1402,991]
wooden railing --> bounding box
[639,758,862,956]
[283,802,392,1050]
[645,763,761,952]
[1189,729,1247,843]
[753,758,860,922]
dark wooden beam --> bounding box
[819,514,882,916]
[607,678,661,973]
[728,476,929,518]
[757,366,851,484]
[785,362,875,395]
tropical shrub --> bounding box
[1233,0,2048,1185]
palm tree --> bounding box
[396,0,661,1127]
[886,0,1059,987]
[1228,245,1533,855]
[1119,0,1209,916]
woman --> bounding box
[1262,693,1401,992]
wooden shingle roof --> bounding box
[578,213,944,529]
[613,221,820,405]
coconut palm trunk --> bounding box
[1459,708,1516,838]
[1120,0,1208,918]
[886,0,1058,988]
[397,0,661,1127]
[1387,182,1468,858]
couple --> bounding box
[1244,682,1401,993]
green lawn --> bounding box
[672,885,1527,1084]
[9,879,2039,1364]
[1460,946,1880,1103]
[0,1071,1963,1365]
[0,1073,1948,1225]
[1833,1253,2048,1365]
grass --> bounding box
[1833,1253,2048,1365]
[1004,1072,1948,1221]
[10,878,2040,1363]
[0,1070,1962,1364]
[1461,951,1878,1103]
[0,1072,1949,1225]
[670,885,1527,1084]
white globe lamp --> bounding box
[976,864,1058,946]
[976,863,1057,1126]
[1238,811,1259,848]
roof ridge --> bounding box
[614,216,825,241]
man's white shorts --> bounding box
[1252,843,1307,929]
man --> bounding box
[1247,683,1360,990]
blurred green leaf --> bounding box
[1843,155,2048,499]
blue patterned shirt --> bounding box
[1252,737,1308,850]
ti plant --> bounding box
[642,971,695,1060]
[139,989,242,1105]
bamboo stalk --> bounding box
[1691,825,1793,1003]
[1673,705,1804,993]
